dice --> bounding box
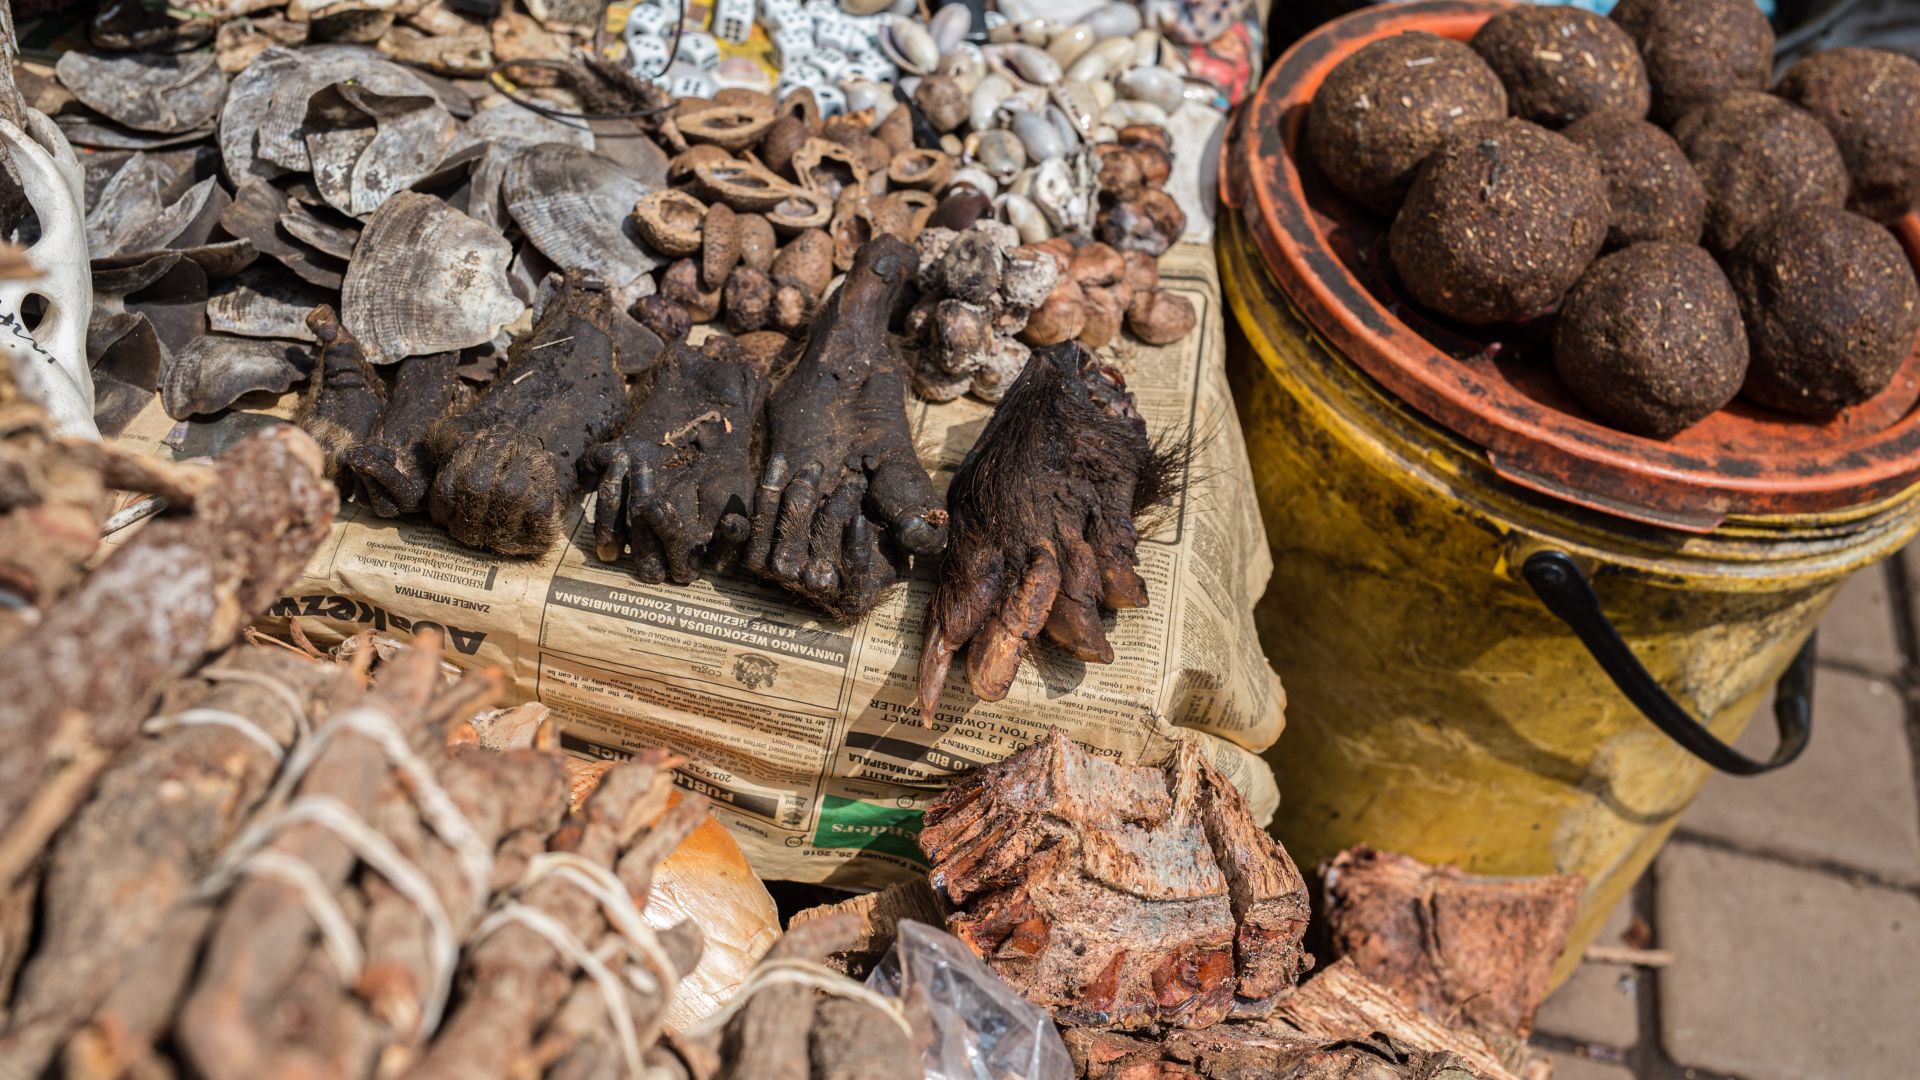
[811,45,850,81]
[814,16,863,54]
[625,32,673,75]
[624,2,673,37]
[770,26,814,67]
[675,29,721,70]
[661,61,719,98]
[812,83,846,117]
[713,0,754,44]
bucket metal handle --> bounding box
[1522,551,1814,776]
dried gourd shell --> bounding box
[764,187,834,235]
[691,157,798,212]
[830,191,875,272]
[791,137,868,201]
[777,86,821,132]
[885,189,938,237]
[669,144,735,186]
[677,104,779,153]
[714,88,776,111]
[888,148,954,192]
[703,202,741,290]
[631,189,707,257]
[737,213,777,272]
[869,192,920,244]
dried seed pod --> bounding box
[632,294,692,342]
[737,212,777,271]
[928,187,993,231]
[778,86,821,129]
[771,229,835,299]
[830,189,876,271]
[692,157,799,211]
[1127,287,1195,344]
[890,188,939,235]
[889,148,955,191]
[1096,145,1147,201]
[1022,275,1088,345]
[873,104,914,154]
[1080,284,1126,347]
[870,193,920,243]
[631,189,707,257]
[669,144,735,186]
[1117,123,1172,153]
[725,264,774,332]
[765,186,834,234]
[678,104,779,152]
[731,328,793,368]
[792,137,869,200]
[1121,249,1159,295]
[661,257,722,322]
[914,74,969,133]
[714,87,776,111]
[703,201,742,290]
[1069,243,1126,287]
[761,114,810,179]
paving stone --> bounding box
[1540,1055,1634,1080]
[1533,900,1639,1049]
[1657,842,1920,1080]
[1816,563,1901,674]
[1681,669,1920,883]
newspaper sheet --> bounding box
[110,241,1286,887]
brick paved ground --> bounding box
[1532,548,1920,1080]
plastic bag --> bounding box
[866,920,1073,1080]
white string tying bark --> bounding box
[520,852,680,1002]
[196,665,315,744]
[219,850,367,982]
[684,958,914,1041]
[468,903,647,1078]
[144,708,286,763]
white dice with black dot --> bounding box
[667,65,719,97]
[713,0,754,43]
[626,3,673,38]
[811,46,851,80]
[675,29,722,69]
[814,17,862,54]
[770,26,813,67]
[626,33,673,74]
[813,83,846,117]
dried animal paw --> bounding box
[339,351,460,517]
[586,340,767,583]
[425,273,635,556]
[297,305,387,482]
[745,236,947,618]
[916,343,1169,721]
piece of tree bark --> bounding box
[1064,1022,1496,1080]
[919,731,1312,1030]
[788,879,946,977]
[0,425,336,846]
[1320,847,1583,1041]
[1272,959,1518,1080]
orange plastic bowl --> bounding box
[1226,0,1920,529]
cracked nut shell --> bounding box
[631,189,707,258]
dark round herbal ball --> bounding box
[1469,5,1649,127]
[1306,31,1509,216]
[1673,92,1848,255]
[1777,48,1920,225]
[1553,242,1747,438]
[1388,118,1608,324]
[1612,0,1774,123]
[1564,111,1706,249]
[1728,206,1920,415]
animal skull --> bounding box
[0,109,94,439]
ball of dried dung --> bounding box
[1552,242,1747,437]
[1096,189,1187,255]
[1613,0,1772,123]
[1727,206,1920,415]
[1307,32,1509,215]
[1388,118,1608,324]
[1470,5,1649,127]
[1128,288,1197,345]
[1673,92,1848,255]
[1563,111,1706,248]
[1777,48,1920,224]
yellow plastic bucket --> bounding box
[1224,0,1920,980]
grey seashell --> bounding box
[996,0,1041,22]
[281,199,360,262]
[220,179,346,290]
[880,18,939,75]
[929,3,972,52]
[1183,80,1219,105]
[974,128,1028,179]
[218,47,303,182]
[208,269,331,342]
[1029,156,1091,232]
[1007,166,1035,199]
[842,0,895,15]
[997,43,1061,86]
[161,335,313,420]
[1081,2,1142,39]
[1101,99,1170,127]
[304,81,462,218]
[56,51,226,135]
[502,143,660,305]
[1045,105,1080,149]
[1016,19,1052,46]
[1050,82,1101,139]
[1046,25,1095,67]
[466,99,595,153]
[1011,111,1064,161]
[343,191,522,363]
[1091,79,1118,108]
[938,43,986,91]
[969,73,1013,133]
[947,166,998,197]
[250,47,442,179]
[1132,29,1161,67]
[1066,36,1137,82]
[844,78,893,116]
[1000,192,1050,244]
[1117,65,1183,113]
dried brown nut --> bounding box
[1127,143,1172,189]
[1127,287,1195,345]
[1121,249,1159,295]
[1069,243,1125,287]
[714,87,776,111]
[771,279,814,331]
[822,113,873,147]
[631,295,692,342]
[792,137,869,200]
[692,157,798,211]
[1117,124,1173,154]
[830,189,875,271]
[1097,189,1186,256]
[725,264,774,332]
[889,148,954,191]
[888,189,938,236]
[661,258,721,322]
[1079,284,1125,347]
[1096,146,1146,201]
[874,105,914,154]
[1021,275,1088,345]
[669,144,735,186]
[737,212,777,271]
[678,104,779,153]
[914,74,968,133]
[731,329,793,369]
[765,187,834,234]
[870,192,920,243]
[761,113,811,178]
[631,189,707,257]
[703,201,741,289]
[928,188,992,231]
[777,85,821,131]
[771,228,834,299]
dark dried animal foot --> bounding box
[340,351,460,517]
[745,237,947,617]
[425,272,637,556]
[297,305,387,481]
[585,339,767,583]
[916,343,1166,721]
